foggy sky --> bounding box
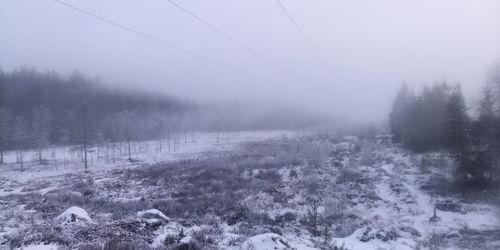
[1,0,500,123]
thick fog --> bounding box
[1,0,500,123]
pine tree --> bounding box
[419,82,451,150]
[496,82,500,177]
[471,83,497,183]
[389,84,411,144]
[446,84,471,184]
[390,83,450,152]
[477,83,497,145]
[490,64,500,157]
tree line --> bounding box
[0,67,196,168]
[389,73,500,190]
[0,67,323,169]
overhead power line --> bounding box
[166,0,306,80]
[167,0,268,63]
[51,0,234,70]
[275,0,327,64]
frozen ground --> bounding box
[330,146,500,250]
[1,131,499,249]
[0,130,294,185]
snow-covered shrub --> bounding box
[225,235,247,247]
[163,234,180,247]
[301,197,323,236]
[255,169,281,183]
[330,241,349,250]
[190,227,221,249]
[359,143,375,166]
[25,198,60,215]
[358,227,375,242]
[7,231,27,249]
[161,228,208,250]
[337,167,363,184]
[399,226,421,238]
[289,169,298,178]
[332,220,360,238]
[303,177,323,195]
[77,243,102,250]
[230,210,277,230]
[375,227,399,242]
[103,238,147,250]
[177,241,204,250]
[455,224,495,250]
[263,186,293,204]
[274,212,297,226]
[6,222,69,249]
[303,143,329,168]
[72,178,95,197]
[26,189,148,221]
[225,206,251,225]
[423,230,447,250]
[324,188,348,222]
[162,228,187,247]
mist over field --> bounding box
[1,1,500,249]
[2,0,500,123]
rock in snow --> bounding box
[137,209,170,221]
[56,206,92,224]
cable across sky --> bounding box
[166,0,269,64]
[275,0,328,64]
[51,0,236,71]
[166,0,307,81]
[51,0,313,82]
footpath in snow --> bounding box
[331,145,500,250]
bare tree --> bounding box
[31,106,52,164]
[77,102,96,169]
[154,116,165,153]
[0,108,10,164]
[13,116,29,170]
[116,110,133,160]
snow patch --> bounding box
[241,233,318,250]
[17,243,59,250]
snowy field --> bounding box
[1,131,500,249]
[0,130,295,185]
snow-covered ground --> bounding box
[330,148,500,249]
[0,130,294,185]
[1,132,499,249]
